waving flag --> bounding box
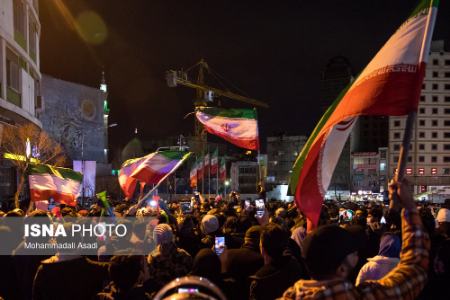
[190,161,198,188]
[29,164,82,207]
[219,157,226,181]
[119,150,192,198]
[197,157,204,180]
[196,107,259,150]
[289,0,438,226]
[210,148,219,175]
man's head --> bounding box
[109,255,144,291]
[436,208,450,237]
[302,224,359,280]
[201,215,219,235]
[153,223,173,245]
[259,223,289,261]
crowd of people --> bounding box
[0,179,449,300]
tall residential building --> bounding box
[0,0,41,201]
[389,40,450,197]
[266,135,307,185]
[0,0,41,126]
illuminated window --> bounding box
[406,168,413,175]
[418,168,425,175]
[431,168,437,175]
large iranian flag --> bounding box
[29,164,82,207]
[119,150,192,198]
[196,107,259,150]
[289,0,438,226]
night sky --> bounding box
[39,0,450,151]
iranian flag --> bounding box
[197,158,204,180]
[219,157,226,181]
[210,148,219,175]
[119,156,147,199]
[196,107,259,150]
[204,152,210,175]
[29,164,83,207]
[190,161,198,188]
[289,0,438,226]
[119,150,192,198]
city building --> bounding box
[389,40,450,202]
[266,135,307,186]
[40,74,109,164]
[350,148,389,195]
[351,116,389,152]
[0,0,41,126]
[230,160,260,197]
[0,0,41,201]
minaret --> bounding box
[100,71,109,163]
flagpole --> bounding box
[216,153,219,196]
[254,107,262,192]
[396,0,435,184]
[208,149,211,198]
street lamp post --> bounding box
[80,122,118,203]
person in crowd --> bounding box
[419,238,450,300]
[249,223,307,300]
[281,178,430,299]
[355,233,401,284]
[190,248,235,298]
[177,215,201,257]
[145,223,192,294]
[221,216,243,249]
[365,206,385,258]
[32,223,109,300]
[97,255,148,300]
[200,214,220,248]
[222,225,264,300]
[436,207,450,238]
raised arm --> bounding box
[358,179,430,300]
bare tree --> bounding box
[1,123,66,208]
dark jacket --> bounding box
[33,256,109,300]
[249,256,306,300]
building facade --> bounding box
[0,0,41,203]
[230,160,259,196]
[389,40,450,199]
[40,74,108,164]
[266,135,307,186]
[0,0,41,126]
[350,148,389,194]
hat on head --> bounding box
[379,233,401,258]
[436,208,450,223]
[302,224,358,279]
[201,215,219,234]
[153,224,173,245]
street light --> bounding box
[224,180,230,197]
[80,122,118,200]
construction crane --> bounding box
[166,59,268,153]
[166,59,269,109]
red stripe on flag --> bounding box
[30,189,77,207]
[325,65,425,129]
[295,134,326,227]
[203,126,259,150]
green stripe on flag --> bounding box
[29,164,83,182]
[409,0,438,19]
[198,107,256,119]
[158,150,191,160]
